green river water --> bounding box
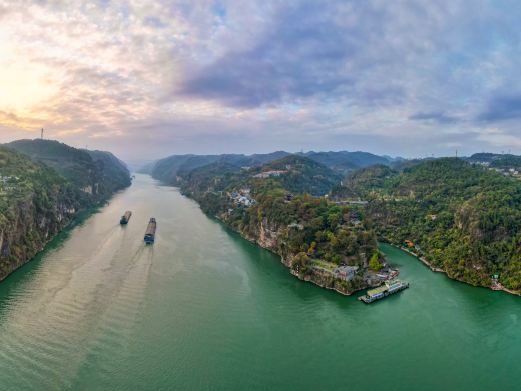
[0,174,520,390]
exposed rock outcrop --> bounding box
[0,142,130,282]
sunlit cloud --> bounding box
[0,0,521,160]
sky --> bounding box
[1,0,521,162]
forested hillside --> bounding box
[0,147,82,280]
[85,149,131,196]
[0,140,131,282]
[302,151,392,174]
[146,152,289,184]
[180,155,341,197]
[147,150,394,183]
[338,158,521,291]
[179,155,395,295]
[7,139,130,202]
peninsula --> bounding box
[149,153,399,295]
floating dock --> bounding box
[120,211,132,225]
[144,218,156,244]
[358,279,409,304]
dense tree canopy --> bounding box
[339,158,521,290]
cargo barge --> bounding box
[358,279,409,304]
[144,218,156,244]
[120,211,132,225]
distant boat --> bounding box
[144,218,156,244]
[120,211,132,225]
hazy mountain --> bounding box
[146,150,395,184]
[301,151,392,173]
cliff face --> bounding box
[220,213,378,296]
[0,191,77,281]
[85,149,131,197]
[243,217,282,254]
[0,143,130,282]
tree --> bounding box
[307,241,316,255]
[369,252,383,271]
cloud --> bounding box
[178,1,433,108]
[179,2,358,107]
[409,111,460,124]
[1,0,521,159]
[478,94,521,122]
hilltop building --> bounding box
[253,170,288,178]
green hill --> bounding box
[147,150,394,184]
[302,151,392,173]
[254,155,342,196]
[344,158,521,290]
[178,155,383,295]
[468,152,521,169]
[0,140,130,282]
[84,149,131,196]
[147,151,290,184]
[0,147,83,280]
[6,139,130,202]
[180,154,341,198]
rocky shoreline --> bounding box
[389,243,521,297]
[395,245,444,273]
[212,213,394,296]
[0,197,115,283]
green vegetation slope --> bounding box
[179,156,390,295]
[0,140,130,282]
[6,139,130,202]
[147,150,394,184]
[339,158,521,290]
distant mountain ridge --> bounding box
[140,151,290,183]
[144,150,395,184]
[179,154,342,197]
[300,151,392,173]
[467,152,521,169]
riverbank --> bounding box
[208,211,395,297]
[0,191,126,283]
[216,216,354,295]
[388,243,521,297]
[394,245,444,273]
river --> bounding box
[0,174,519,390]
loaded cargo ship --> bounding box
[144,218,156,244]
[120,211,132,225]
[358,279,409,304]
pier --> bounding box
[358,279,409,304]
